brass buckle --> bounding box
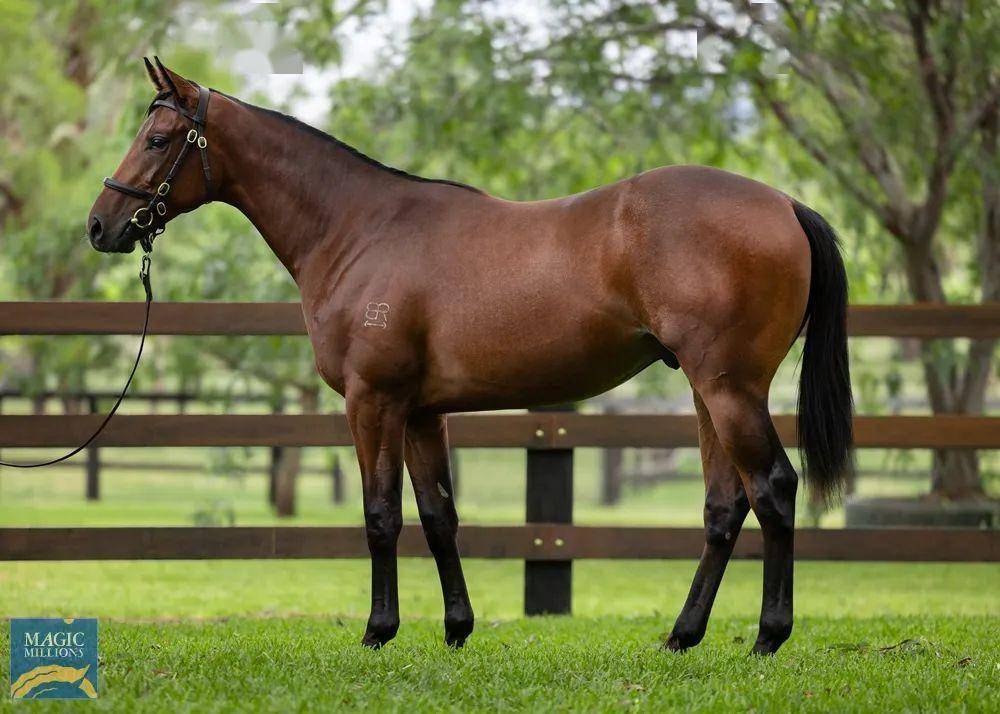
[156,202,167,216]
[197,136,207,149]
[156,182,170,196]
[186,129,198,144]
[131,207,153,228]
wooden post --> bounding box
[331,452,344,503]
[524,404,574,616]
[85,396,100,500]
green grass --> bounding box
[2,615,994,712]
[0,561,997,711]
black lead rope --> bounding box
[0,253,153,468]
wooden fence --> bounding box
[1,301,998,615]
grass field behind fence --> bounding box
[0,445,980,529]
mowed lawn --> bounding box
[0,560,997,712]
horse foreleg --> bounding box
[346,385,407,648]
[665,390,749,651]
[404,411,474,647]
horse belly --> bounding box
[418,307,660,412]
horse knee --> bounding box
[365,499,402,551]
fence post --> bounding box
[524,404,574,616]
[86,396,100,500]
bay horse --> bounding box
[88,59,852,655]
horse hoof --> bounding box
[662,635,688,652]
[662,626,703,652]
[750,639,782,656]
[362,617,399,649]
[444,612,474,648]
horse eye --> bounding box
[148,135,169,150]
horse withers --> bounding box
[88,59,853,655]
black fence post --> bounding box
[86,396,100,500]
[524,404,574,616]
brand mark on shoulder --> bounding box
[364,302,389,328]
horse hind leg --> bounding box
[694,381,799,655]
[665,389,749,651]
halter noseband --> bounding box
[103,83,213,252]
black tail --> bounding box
[793,201,854,503]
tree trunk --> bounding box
[274,388,320,517]
[930,450,981,500]
[274,446,300,518]
[903,240,989,501]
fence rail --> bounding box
[2,301,1000,337]
[1,413,997,449]
[1,526,996,562]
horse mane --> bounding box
[213,90,484,195]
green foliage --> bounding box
[1,1,995,419]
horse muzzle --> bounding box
[88,214,137,253]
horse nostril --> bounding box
[89,216,103,242]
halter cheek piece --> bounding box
[103,83,213,253]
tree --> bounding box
[500,0,998,499]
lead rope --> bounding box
[0,251,153,468]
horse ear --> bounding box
[143,57,164,92]
[153,56,197,108]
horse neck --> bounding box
[210,96,401,282]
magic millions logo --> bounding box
[9,618,98,700]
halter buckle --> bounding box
[131,207,153,228]
[156,202,167,216]
[197,136,207,149]
[157,182,170,196]
[186,129,198,144]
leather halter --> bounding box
[103,83,213,252]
